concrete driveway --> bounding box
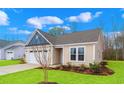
[0,64,40,75]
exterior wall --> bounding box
[0,42,25,60]
[5,49,14,60]
[95,32,104,63]
[25,32,104,66]
[0,49,5,60]
[14,46,25,59]
[52,48,61,65]
[4,46,25,60]
[62,44,95,67]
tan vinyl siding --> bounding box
[95,32,104,63]
[62,44,94,67]
[52,48,61,65]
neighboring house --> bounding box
[25,29,104,66]
[0,40,25,60]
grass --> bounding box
[0,60,124,84]
[0,60,21,66]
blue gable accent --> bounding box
[27,32,49,46]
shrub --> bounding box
[100,61,108,67]
[79,64,86,71]
[67,62,73,69]
[89,62,100,73]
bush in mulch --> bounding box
[89,62,101,74]
[51,61,114,76]
[100,61,108,67]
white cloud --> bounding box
[18,30,31,35]
[8,27,18,31]
[78,12,92,22]
[8,27,31,35]
[27,16,64,29]
[0,10,9,26]
[68,16,78,22]
[94,11,102,18]
[27,17,43,28]
[62,26,71,30]
[49,25,71,31]
[68,11,102,23]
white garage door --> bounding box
[28,51,48,64]
[6,51,14,60]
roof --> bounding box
[5,46,22,50]
[38,29,101,45]
[0,40,25,49]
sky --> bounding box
[0,8,124,41]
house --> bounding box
[0,40,25,60]
[25,29,104,66]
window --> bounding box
[78,48,84,61]
[70,47,84,61]
[70,48,76,60]
[43,50,47,52]
[7,52,13,53]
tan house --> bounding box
[25,29,104,66]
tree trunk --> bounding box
[43,67,48,83]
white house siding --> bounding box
[5,46,25,60]
[14,46,25,59]
[0,49,2,59]
[0,49,5,60]
[5,49,14,60]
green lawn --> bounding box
[0,60,124,84]
[0,60,21,66]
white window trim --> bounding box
[69,46,86,62]
[62,47,64,65]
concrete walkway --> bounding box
[0,64,40,75]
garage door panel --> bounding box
[6,51,14,60]
[29,53,39,64]
[26,50,49,64]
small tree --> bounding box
[48,27,65,36]
[70,22,78,32]
[32,45,51,83]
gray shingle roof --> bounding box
[0,40,13,48]
[0,40,24,49]
[38,29,101,45]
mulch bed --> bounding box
[49,65,114,76]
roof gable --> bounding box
[27,31,49,46]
